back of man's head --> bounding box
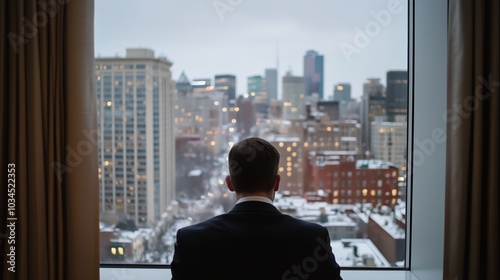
[228,137,280,194]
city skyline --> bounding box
[95,0,408,100]
[95,0,410,266]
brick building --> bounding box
[307,151,399,206]
[367,214,405,265]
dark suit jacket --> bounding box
[171,201,343,280]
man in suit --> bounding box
[171,137,343,280]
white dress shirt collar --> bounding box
[236,196,273,205]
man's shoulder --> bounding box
[178,211,327,235]
[177,213,229,235]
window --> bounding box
[96,0,408,270]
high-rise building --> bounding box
[333,83,352,102]
[247,75,265,98]
[361,78,386,155]
[332,120,362,152]
[265,68,278,100]
[386,71,408,122]
[371,120,407,171]
[333,83,354,120]
[282,71,306,120]
[95,48,175,227]
[345,100,361,121]
[304,50,324,100]
[174,73,223,155]
[174,72,195,135]
[175,71,191,95]
[267,136,305,196]
[191,78,212,94]
[235,95,256,137]
[317,100,340,121]
[247,75,268,117]
[214,74,236,102]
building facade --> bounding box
[307,152,399,206]
[265,68,278,101]
[96,48,175,227]
[304,50,324,100]
[333,83,352,102]
[247,75,268,118]
[282,73,306,120]
[268,136,305,196]
[214,74,236,103]
[386,70,408,122]
[370,120,407,171]
[361,78,386,155]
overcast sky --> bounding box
[95,0,408,100]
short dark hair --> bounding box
[228,137,280,193]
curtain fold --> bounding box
[1,0,99,280]
[445,0,500,279]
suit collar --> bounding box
[229,201,282,215]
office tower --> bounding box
[361,78,386,155]
[386,70,408,122]
[174,72,196,135]
[214,74,236,102]
[332,120,362,152]
[191,78,212,94]
[235,95,256,137]
[265,68,278,100]
[175,71,191,95]
[303,116,338,152]
[363,78,384,98]
[345,100,361,121]
[333,83,355,120]
[247,75,265,98]
[174,73,222,155]
[282,71,306,120]
[302,113,361,153]
[333,83,352,102]
[248,75,268,117]
[317,101,340,121]
[267,136,305,196]
[96,48,175,227]
[303,50,324,100]
[371,119,407,171]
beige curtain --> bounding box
[1,0,99,279]
[445,0,499,279]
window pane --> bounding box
[96,0,408,268]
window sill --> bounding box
[100,267,423,280]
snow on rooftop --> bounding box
[266,135,301,142]
[356,159,397,169]
[188,169,203,176]
[370,214,405,239]
[320,216,357,227]
[309,150,358,156]
[331,238,391,267]
[110,238,133,244]
[394,202,406,222]
[340,136,357,141]
[354,212,369,224]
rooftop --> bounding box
[356,159,397,169]
[331,238,392,267]
[370,214,406,239]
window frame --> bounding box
[100,0,448,278]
